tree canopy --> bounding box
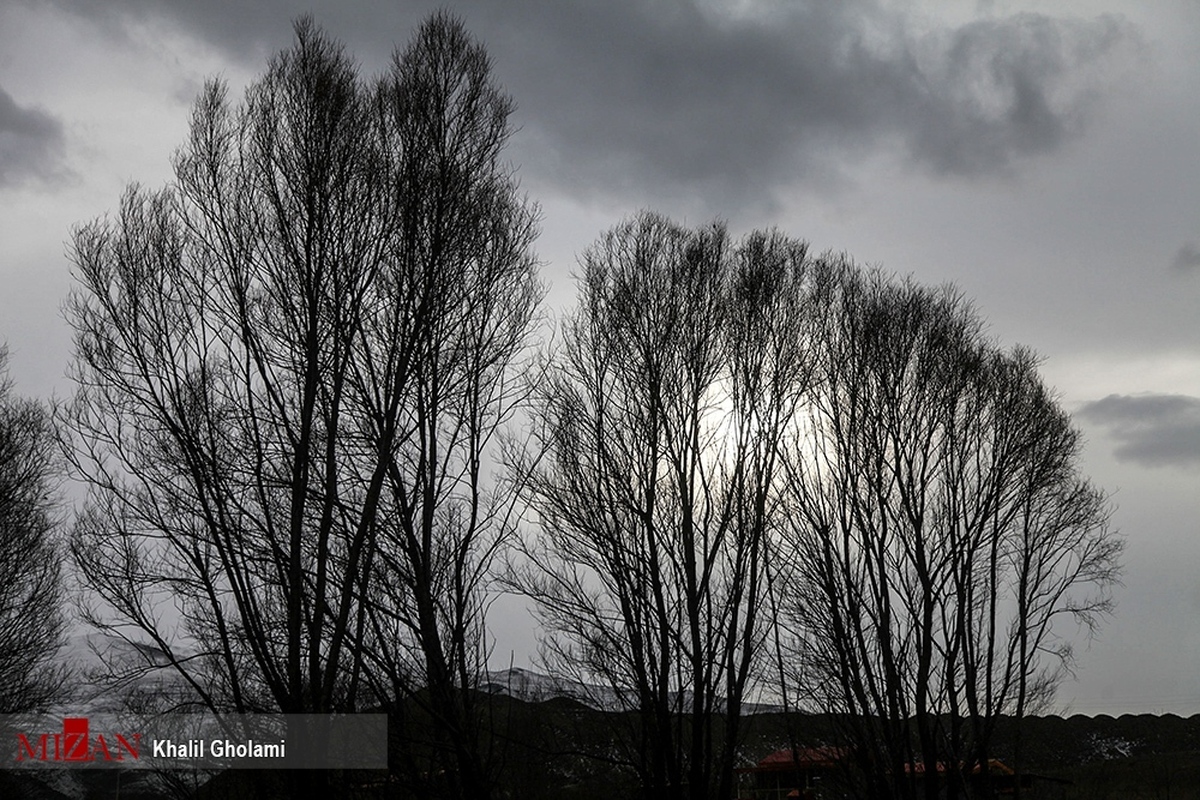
[64,12,540,799]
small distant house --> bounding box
[736,746,850,800]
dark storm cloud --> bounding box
[1078,394,1200,469]
[1171,243,1200,273]
[906,13,1133,176]
[469,2,1140,210]
[41,0,1140,211]
[489,5,1139,204]
[0,84,67,188]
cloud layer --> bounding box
[476,3,1143,210]
[0,85,66,188]
[1078,393,1200,469]
[41,0,1141,212]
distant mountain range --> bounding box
[482,666,786,714]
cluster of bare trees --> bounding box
[0,10,1114,800]
[508,222,1118,800]
[62,12,538,800]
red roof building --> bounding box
[736,746,850,800]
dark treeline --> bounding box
[0,11,1120,800]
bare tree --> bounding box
[63,13,538,800]
[354,14,542,799]
[0,347,66,713]
[510,212,815,800]
[775,262,1121,800]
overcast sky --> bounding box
[2,0,1197,716]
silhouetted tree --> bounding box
[511,212,816,800]
[356,14,542,799]
[0,347,66,713]
[775,263,1121,800]
[64,13,538,800]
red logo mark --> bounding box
[15,717,141,763]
